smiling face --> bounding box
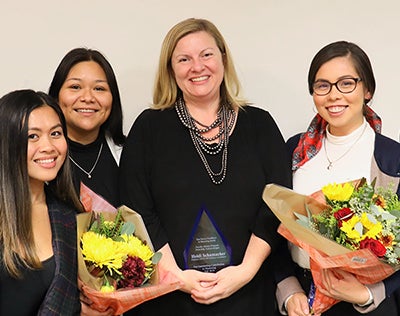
[58,61,112,143]
[27,106,67,187]
[171,31,224,106]
[313,56,371,136]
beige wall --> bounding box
[1,0,399,140]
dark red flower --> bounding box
[360,238,387,257]
[333,207,354,227]
[118,256,146,289]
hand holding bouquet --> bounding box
[77,184,181,314]
[263,179,400,314]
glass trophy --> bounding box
[183,208,232,273]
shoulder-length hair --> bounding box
[48,48,125,145]
[153,18,247,110]
[0,89,83,278]
[308,41,376,105]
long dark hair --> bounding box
[0,89,83,277]
[48,48,125,145]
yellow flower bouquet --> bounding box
[77,183,181,314]
[263,179,400,314]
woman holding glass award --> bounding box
[276,41,400,316]
[119,18,291,315]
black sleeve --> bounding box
[119,109,168,250]
[250,109,292,251]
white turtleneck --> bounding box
[290,119,375,268]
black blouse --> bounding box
[69,134,120,207]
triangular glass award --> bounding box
[183,207,232,273]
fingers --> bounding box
[286,292,311,316]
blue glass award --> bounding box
[183,207,232,273]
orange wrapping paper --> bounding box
[77,183,181,315]
[263,184,398,314]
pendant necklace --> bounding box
[69,142,103,178]
[324,123,367,170]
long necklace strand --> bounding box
[69,142,103,178]
[324,123,367,170]
[175,98,236,185]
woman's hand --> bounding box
[79,292,115,316]
[179,269,218,294]
[319,269,371,305]
[286,292,320,316]
[190,264,249,304]
[157,243,217,294]
[191,233,271,304]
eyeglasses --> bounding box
[312,78,362,96]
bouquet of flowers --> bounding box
[77,183,181,314]
[81,209,161,292]
[263,179,400,314]
[309,179,400,266]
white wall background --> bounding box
[1,0,399,141]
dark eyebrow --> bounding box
[28,123,63,132]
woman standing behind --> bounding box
[277,41,400,316]
[49,48,125,207]
[120,18,291,315]
[0,90,83,315]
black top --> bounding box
[0,189,80,315]
[69,133,120,207]
[120,106,292,315]
[0,256,55,315]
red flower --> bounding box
[333,207,354,227]
[360,238,387,257]
[373,194,386,208]
[118,256,146,288]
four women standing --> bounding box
[0,20,398,316]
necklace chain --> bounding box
[69,142,103,178]
[175,98,236,185]
[324,123,367,170]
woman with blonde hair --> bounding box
[120,18,291,315]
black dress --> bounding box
[120,105,292,315]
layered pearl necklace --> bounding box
[175,97,236,185]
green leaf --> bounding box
[121,222,135,235]
[152,252,162,264]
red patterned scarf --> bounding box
[292,106,382,171]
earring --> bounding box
[312,105,318,113]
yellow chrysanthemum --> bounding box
[120,234,154,266]
[81,231,126,274]
[322,182,354,201]
[360,213,382,239]
[100,284,115,293]
[340,215,362,241]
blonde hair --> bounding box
[152,18,247,110]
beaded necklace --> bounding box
[175,97,236,185]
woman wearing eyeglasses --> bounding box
[276,41,400,316]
